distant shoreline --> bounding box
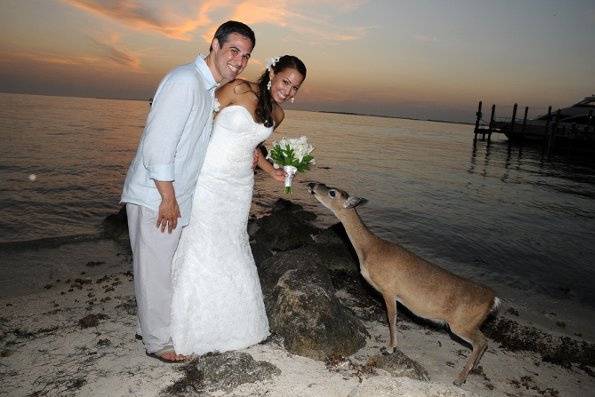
[0,91,473,125]
[315,110,474,126]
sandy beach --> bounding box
[1,207,593,397]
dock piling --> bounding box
[510,103,518,137]
[488,104,495,143]
[522,106,528,135]
[474,101,483,141]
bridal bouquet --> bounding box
[267,136,315,193]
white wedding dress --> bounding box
[170,105,271,355]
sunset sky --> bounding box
[1,0,594,121]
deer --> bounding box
[307,182,500,386]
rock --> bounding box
[102,206,128,240]
[250,241,274,265]
[251,199,319,252]
[164,352,280,395]
[368,350,429,381]
[259,246,368,361]
[309,224,359,274]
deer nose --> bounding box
[307,182,316,193]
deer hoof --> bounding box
[453,378,465,387]
[380,346,397,355]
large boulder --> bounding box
[310,223,360,275]
[259,246,368,360]
[251,199,319,252]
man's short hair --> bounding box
[210,21,255,51]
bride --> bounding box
[170,55,307,356]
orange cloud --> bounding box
[63,0,219,40]
[63,0,368,44]
[1,38,143,73]
[225,0,367,44]
[230,1,289,26]
[90,33,142,70]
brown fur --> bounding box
[308,182,499,386]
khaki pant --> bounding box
[126,203,183,353]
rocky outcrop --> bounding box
[368,350,430,381]
[163,352,281,395]
[259,247,368,360]
[250,199,319,252]
[250,200,369,360]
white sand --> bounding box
[1,263,593,397]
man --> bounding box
[121,21,255,362]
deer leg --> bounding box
[452,328,488,386]
[383,294,398,353]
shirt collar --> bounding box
[195,54,218,91]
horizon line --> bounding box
[0,90,474,126]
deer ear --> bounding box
[344,196,367,209]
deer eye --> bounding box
[329,190,336,197]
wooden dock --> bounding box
[473,101,595,153]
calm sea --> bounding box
[1,93,595,310]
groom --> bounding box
[121,21,255,362]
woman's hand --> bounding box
[255,147,287,183]
[269,168,286,183]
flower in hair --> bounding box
[266,56,280,72]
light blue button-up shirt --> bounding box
[121,55,217,226]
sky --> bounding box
[0,0,594,122]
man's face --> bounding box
[211,33,253,83]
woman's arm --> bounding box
[257,147,285,182]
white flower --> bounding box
[266,56,280,71]
[267,135,315,194]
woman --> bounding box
[170,55,307,356]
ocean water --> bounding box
[1,93,595,311]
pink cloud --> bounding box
[1,39,143,73]
[90,33,142,70]
[63,0,369,45]
[63,0,218,40]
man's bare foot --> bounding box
[147,347,191,363]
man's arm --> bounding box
[142,71,203,232]
[142,72,198,181]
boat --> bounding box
[487,96,595,145]
[533,95,595,125]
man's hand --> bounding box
[154,180,181,233]
[156,197,181,233]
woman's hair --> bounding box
[255,55,307,127]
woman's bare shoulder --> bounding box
[217,79,256,105]
[218,79,250,94]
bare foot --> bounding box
[148,347,191,363]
